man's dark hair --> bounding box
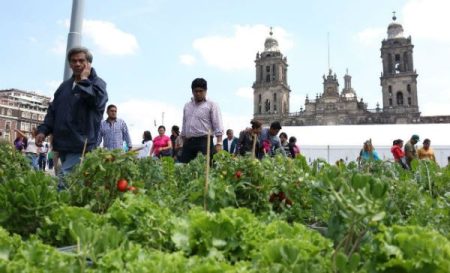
[172,125,180,135]
[158,125,166,131]
[67,46,93,63]
[226,129,233,134]
[289,136,297,143]
[143,130,152,143]
[423,138,431,144]
[107,104,117,111]
[191,78,207,90]
[270,121,282,130]
[250,119,262,129]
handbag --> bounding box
[159,148,172,157]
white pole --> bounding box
[63,0,85,80]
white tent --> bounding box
[281,124,450,166]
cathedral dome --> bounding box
[264,28,280,52]
[387,14,404,39]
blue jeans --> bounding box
[57,152,82,190]
[26,153,39,171]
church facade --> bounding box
[253,17,450,126]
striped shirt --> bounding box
[181,98,224,138]
[97,118,132,150]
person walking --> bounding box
[135,130,153,159]
[13,133,27,152]
[16,128,39,170]
[180,78,224,163]
[150,125,172,158]
[417,138,436,162]
[391,139,408,169]
[170,125,180,159]
[223,129,238,154]
[404,134,419,168]
[279,132,290,156]
[97,104,132,151]
[36,47,108,188]
[358,139,380,165]
[236,119,263,158]
[37,142,49,171]
[288,136,301,158]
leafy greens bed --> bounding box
[1,143,450,273]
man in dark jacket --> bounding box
[36,47,108,186]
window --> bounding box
[395,54,401,62]
[265,99,270,112]
[266,66,270,72]
[396,92,404,106]
[389,98,393,106]
[388,86,392,94]
[266,75,270,82]
[5,121,11,130]
[258,94,262,103]
[408,97,412,106]
[407,84,411,93]
[258,105,261,114]
[7,109,12,116]
[273,93,277,102]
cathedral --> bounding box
[253,15,450,126]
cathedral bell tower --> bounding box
[380,13,419,115]
[253,28,291,120]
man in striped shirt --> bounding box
[97,104,132,151]
[180,78,224,163]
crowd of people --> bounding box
[357,134,437,169]
[6,46,448,190]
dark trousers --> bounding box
[38,154,47,171]
[48,158,54,170]
[180,136,215,164]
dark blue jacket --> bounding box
[38,68,108,153]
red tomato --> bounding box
[235,170,242,179]
[117,179,128,192]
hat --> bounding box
[411,134,420,141]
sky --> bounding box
[1,0,449,144]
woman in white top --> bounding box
[16,128,39,170]
[136,131,153,159]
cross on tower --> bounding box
[392,11,397,21]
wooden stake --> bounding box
[204,130,211,211]
[80,138,88,164]
[251,133,257,159]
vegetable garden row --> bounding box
[1,141,450,272]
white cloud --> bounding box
[51,36,66,55]
[44,80,62,97]
[235,87,253,99]
[222,112,252,135]
[403,0,450,44]
[118,99,183,144]
[117,99,252,145]
[179,54,196,65]
[82,19,139,55]
[192,24,294,71]
[28,36,38,44]
[355,27,385,47]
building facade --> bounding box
[253,16,450,126]
[0,89,50,141]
